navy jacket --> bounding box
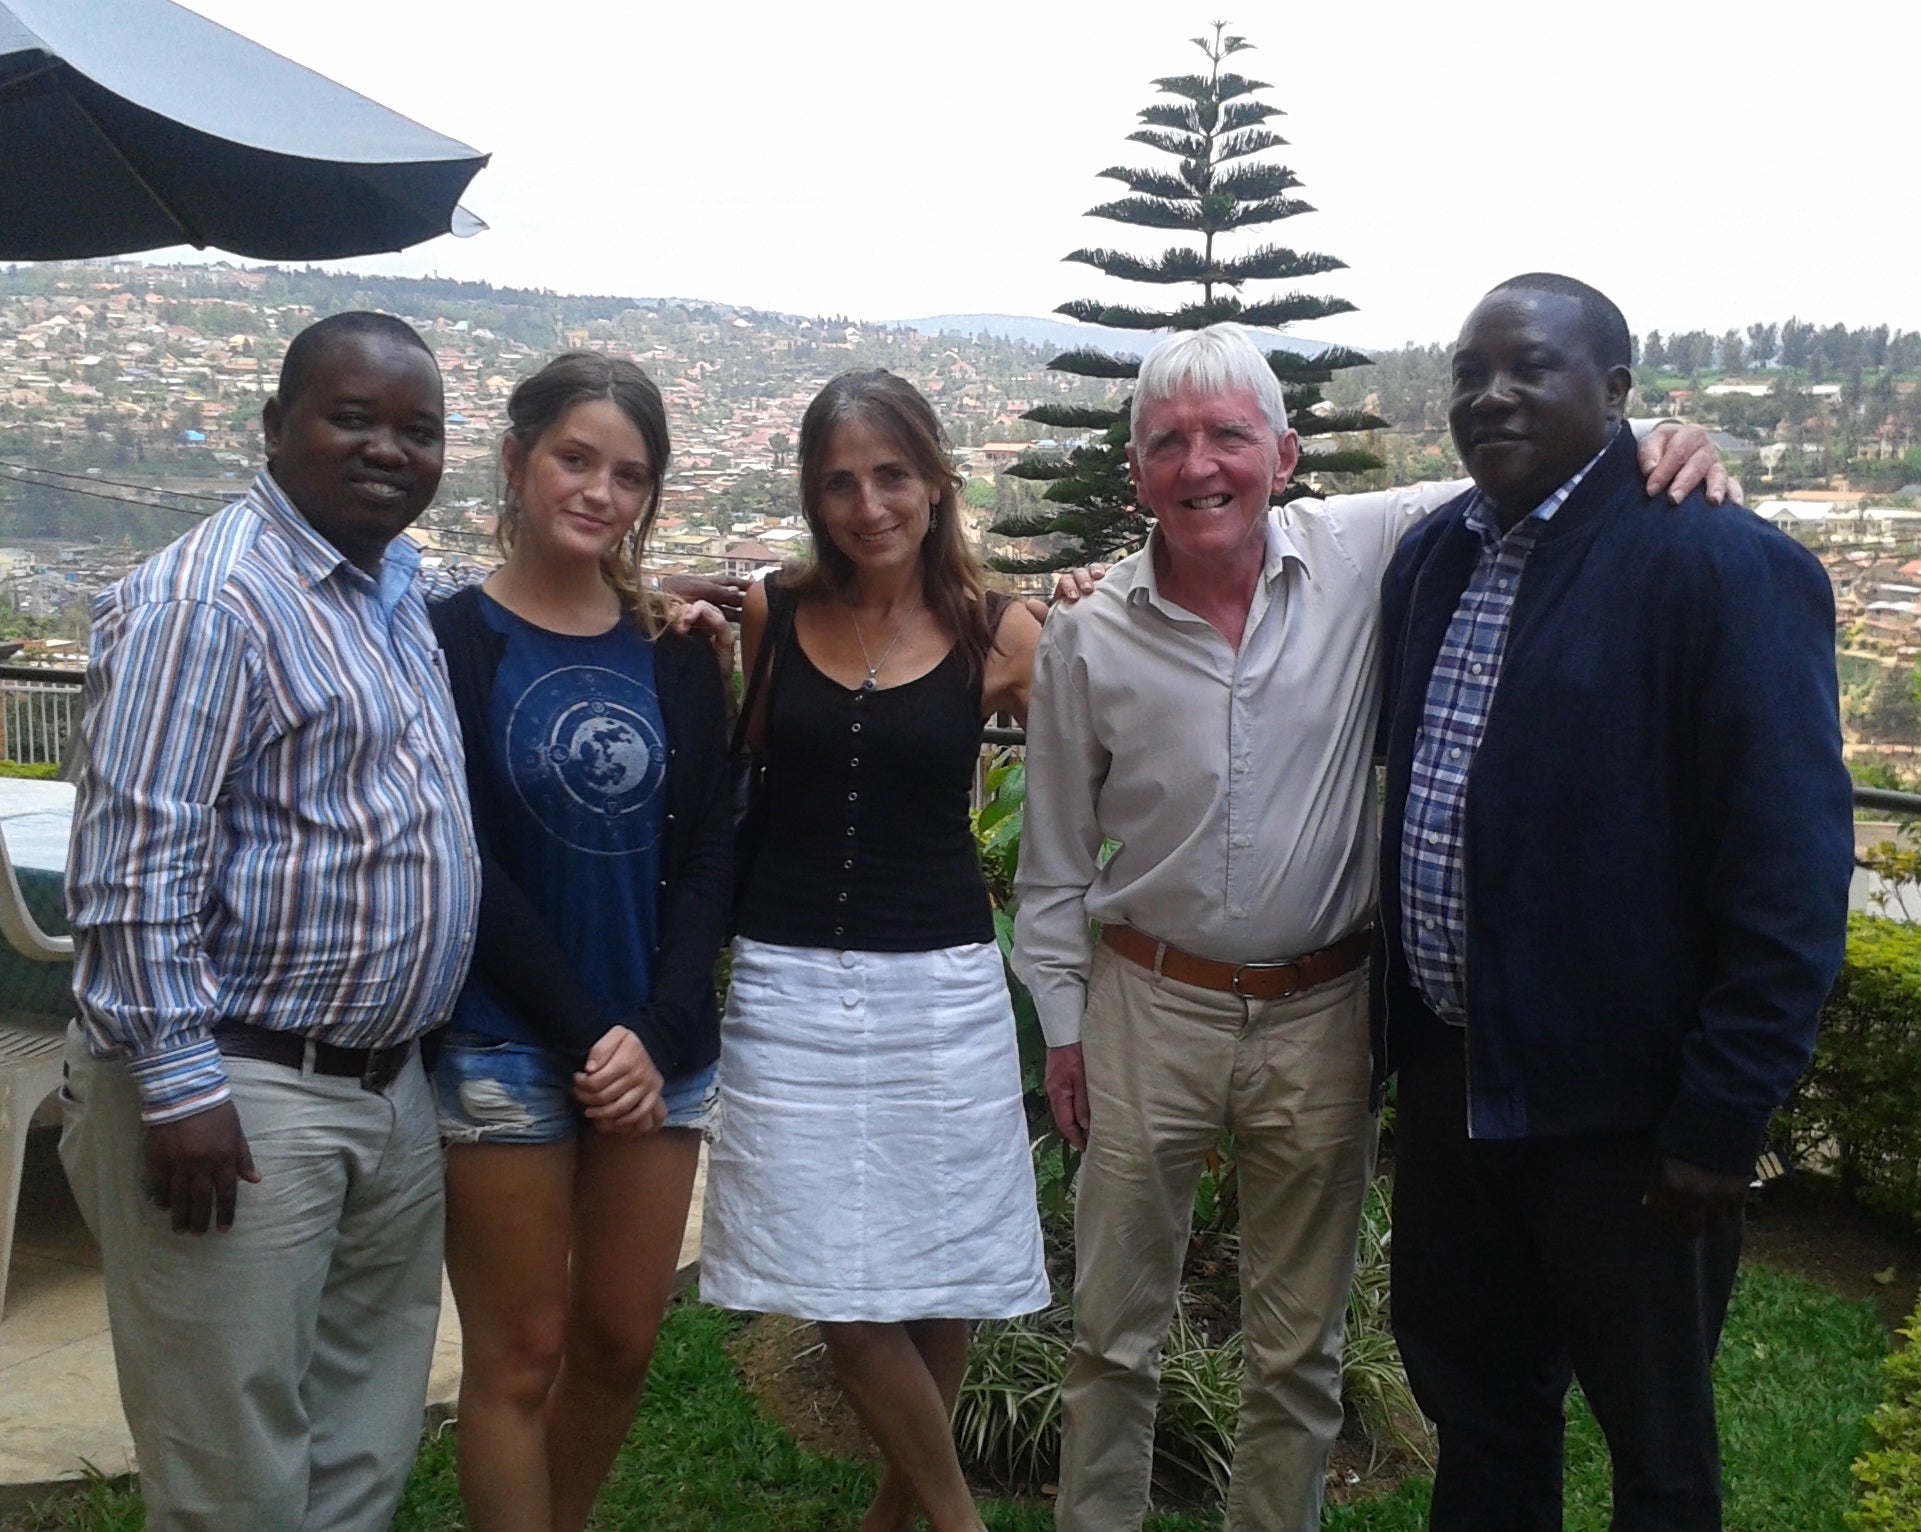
[1375,427,1853,1175]
[430,584,732,1078]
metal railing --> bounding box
[0,664,84,767]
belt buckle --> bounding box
[1232,959,1301,998]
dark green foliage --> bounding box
[1781,916,1921,1226]
[988,25,1382,572]
[1850,1298,1921,1530]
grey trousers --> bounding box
[1055,954,1378,1532]
[59,1026,445,1532]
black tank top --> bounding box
[735,625,994,952]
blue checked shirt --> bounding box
[1398,439,1611,1021]
[69,472,481,1124]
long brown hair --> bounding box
[784,368,996,677]
[497,351,677,637]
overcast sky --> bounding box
[161,0,1915,351]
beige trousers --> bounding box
[1056,951,1377,1532]
[59,1026,445,1532]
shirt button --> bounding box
[1426,832,1440,844]
[847,791,858,802]
[850,757,859,767]
[837,891,848,903]
[1448,747,1463,760]
[1497,578,1509,590]
[842,990,859,1007]
[840,951,858,969]
[843,859,854,870]
[845,825,855,837]
[1470,663,1484,676]
[834,924,845,938]
[1424,917,1437,929]
[851,722,862,733]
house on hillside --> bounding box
[722,539,783,579]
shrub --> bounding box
[0,759,59,779]
[1848,1294,1921,1531]
[1783,916,1921,1225]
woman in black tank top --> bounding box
[702,371,1049,1532]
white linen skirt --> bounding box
[699,937,1051,1323]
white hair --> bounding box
[1130,322,1290,437]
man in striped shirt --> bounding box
[59,312,481,1532]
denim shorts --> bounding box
[433,1030,719,1145]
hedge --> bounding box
[1848,1292,1921,1531]
[1783,915,1921,1226]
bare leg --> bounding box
[545,1126,701,1532]
[444,1141,577,1532]
[819,1318,984,1532]
[862,1319,973,1531]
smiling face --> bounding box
[812,416,940,579]
[262,332,444,574]
[503,397,655,567]
[1127,384,1299,573]
[1448,289,1631,518]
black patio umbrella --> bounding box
[0,0,489,261]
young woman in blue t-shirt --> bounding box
[427,353,732,1532]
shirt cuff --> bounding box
[1034,989,1086,1049]
[124,1036,232,1125]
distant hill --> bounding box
[888,313,1355,360]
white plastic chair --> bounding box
[0,818,72,1321]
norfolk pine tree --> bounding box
[989,25,1383,573]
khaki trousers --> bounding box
[59,1026,445,1532]
[1056,951,1377,1532]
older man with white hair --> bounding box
[1013,322,1727,1531]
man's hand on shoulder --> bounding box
[659,573,748,619]
[143,1101,260,1235]
[1024,564,1110,622]
[1642,1154,1749,1236]
[1046,1043,1091,1149]
[1638,423,1743,508]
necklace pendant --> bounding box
[861,674,878,692]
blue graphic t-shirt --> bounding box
[451,592,666,1047]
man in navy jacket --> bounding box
[1375,273,1853,1532]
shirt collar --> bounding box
[248,469,421,617]
[1131,506,1301,613]
[1464,424,1619,544]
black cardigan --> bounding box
[428,584,733,1077]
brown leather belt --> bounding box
[1100,924,1372,1000]
[212,1020,415,1093]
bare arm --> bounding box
[980,598,1042,726]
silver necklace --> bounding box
[849,605,909,692]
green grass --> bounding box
[5,1268,1885,1532]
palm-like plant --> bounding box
[990,22,1384,573]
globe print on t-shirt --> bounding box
[506,665,667,855]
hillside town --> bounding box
[3,259,1921,722]
[0,260,1122,631]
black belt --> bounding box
[211,1020,414,1093]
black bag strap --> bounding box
[729,572,794,757]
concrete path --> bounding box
[0,1124,706,1507]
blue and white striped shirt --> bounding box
[68,472,481,1123]
[1398,439,1610,1020]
